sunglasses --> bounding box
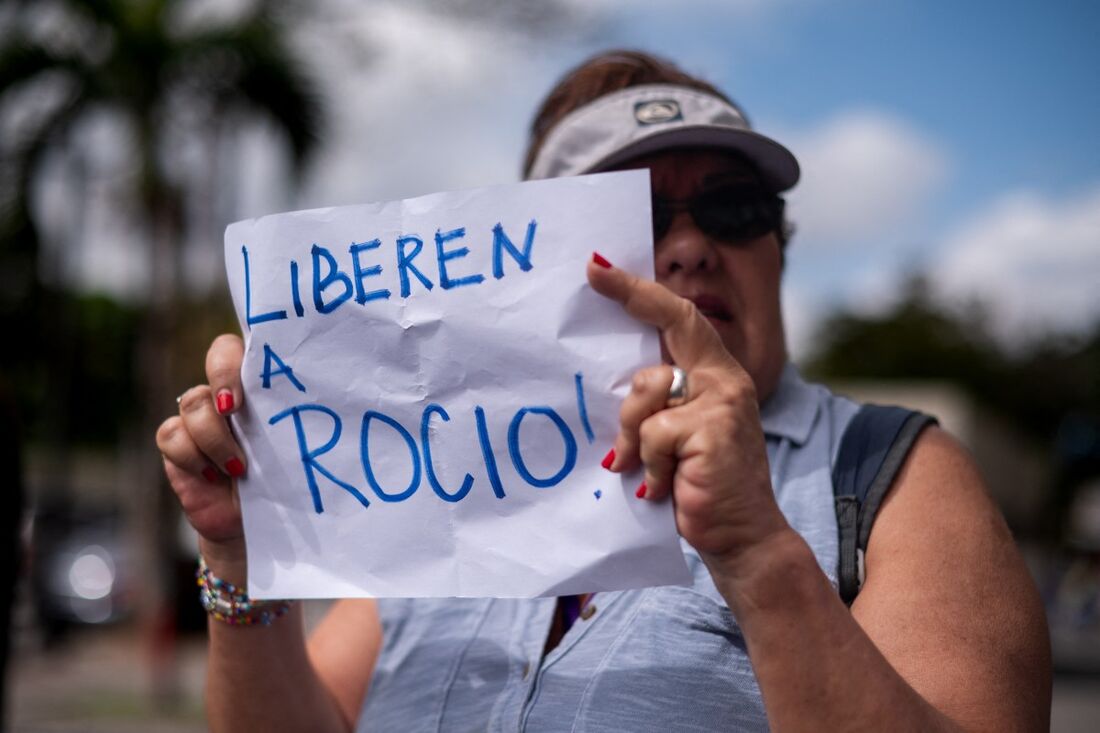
[651,184,785,243]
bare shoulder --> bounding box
[851,427,1051,731]
[307,599,383,730]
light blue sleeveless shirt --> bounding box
[357,365,859,732]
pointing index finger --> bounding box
[586,255,732,371]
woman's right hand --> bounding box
[156,334,249,569]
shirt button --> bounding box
[522,662,531,680]
[580,604,597,621]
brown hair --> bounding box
[523,49,793,250]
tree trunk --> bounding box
[134,183,186,706]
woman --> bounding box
[157,50,1051,731]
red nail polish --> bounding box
[202,467,219,484]
[592,252,612,269]
[601,448,616,470]
[225,457,245,477]
[216,390,234,414]
[635,482,647,499]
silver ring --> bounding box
[667,366,689,407]
[176,394,184,405]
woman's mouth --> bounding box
[689,295,732,323]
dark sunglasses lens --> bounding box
[651,199,673,240]
[692,187,780,242]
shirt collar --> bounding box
[759,363,821,446]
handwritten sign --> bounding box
[224,171,691,598]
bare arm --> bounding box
[851,428,1050,729]
[711,429,1049,731]
[199,543,367,733]
[157,334,382,732]
[309,598,383,726]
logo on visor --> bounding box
[634,100,682,125]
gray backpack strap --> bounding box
[832,405,937,605]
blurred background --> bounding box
[1,0,1097,730]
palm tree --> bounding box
[0,0,322,665]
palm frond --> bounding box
[0,40,86,97]
[173,18,323,170]
[47,0,125,27]
[0,86,91,253]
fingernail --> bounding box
[216,390,234,414]
[202,467,219,484]
[600,448,616,471]
[225,457,245,478]
[592,252,612,269]
[635,482,647,499]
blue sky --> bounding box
[649,0,1100,210]
[59,0,1100,355]
[558,0,1100,350]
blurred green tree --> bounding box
[803,274,1100,440]
[0,0,322,631]
[804,274,1100,537]
[804,275,1006,408]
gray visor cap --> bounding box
[527,84,799,192]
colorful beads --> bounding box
[196,556,291,626]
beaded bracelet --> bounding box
[196,556,292,626]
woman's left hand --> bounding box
[587,255,789,564]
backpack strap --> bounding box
[832,404,937,605]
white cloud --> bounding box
[280,0,826,210]
[781,109,948,245]
[285,1,558,209]
[31,0,583,299]
[803,183,1100,348]
[932,185,1100,340]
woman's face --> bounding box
[617,148,788,400]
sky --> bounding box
[55,0,1100,358]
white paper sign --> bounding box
[224,170,691,598]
